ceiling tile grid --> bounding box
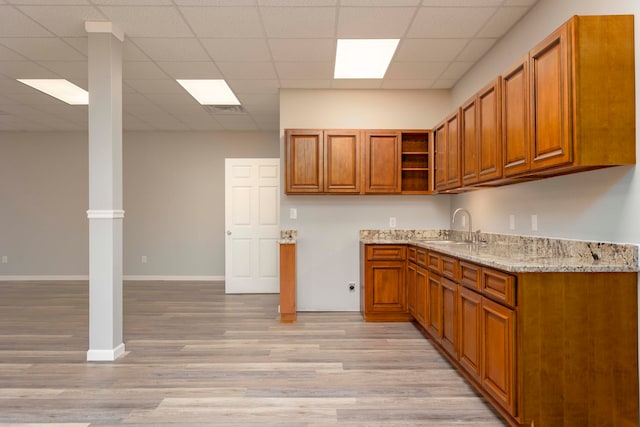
[0,0,539,131]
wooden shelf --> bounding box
[402,167,428,171]
[402,151,429,155]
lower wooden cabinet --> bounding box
[415,266,428,328]
[440,277,458,358]
[480,296,516,416]
[361,244,411,322]
[362,243,638,427]
[458,286,482,382]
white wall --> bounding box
[449,0,640,245]
[280,89,452,311]
[0,130,279,278]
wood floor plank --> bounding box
[0,281,506,426]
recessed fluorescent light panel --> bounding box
[177,79,241,105]
[17,79,88,105]
[334,39,399,79]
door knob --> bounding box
[226,230,232,235]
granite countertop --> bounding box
[279,229,297,244]
[360,230,639,273]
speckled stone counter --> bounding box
[360,229,639,273]
[279,229,297,244]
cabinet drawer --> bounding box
[481,268,516,307]
[416,248,428,268]
[460,261,481,291]
[441,255,459,281]
[367,245,406,261]
[427,252,441,273]
[408,246,417,263]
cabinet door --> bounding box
[434,121,447,191]
[285,129,324,193]
[365,260,406,313]
[364,130,401,193]
[477,78,502,182]
[407,262,417,318]
[502,57,530,177]
[445,113,462,189]
[481,297,516,416]
[461,97,478,186]
[529,24,572,171]
[415,266,428,328]
[440,277,458,358]
[458,286,482,382]
[324,130,361,193]
[427,273,441,338]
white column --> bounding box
[85,22,125,362]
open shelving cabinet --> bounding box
[401,131,432,194]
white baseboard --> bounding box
[123,275,224,281]
[0,275,224,282]
[0,275,89,281]
[87,343,125,362]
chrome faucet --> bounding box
[452,208,472,242]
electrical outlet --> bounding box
[1,255,7,264]
[531,214,538,231]
[141,255,147,264]
[389,217,396,228]
[290,208,297,219]
[348,282,356,292]
[509,214,515,230]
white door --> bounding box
[225,158,280,294]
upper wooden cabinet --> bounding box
[434,112,462,192]
[502,57,530,178]
[461,78,503,186]
[364,130,402,194]
[285,129,360,194]
[286,128,433,195]
[324,130,362,193]
[439,15,635,192]
[285,129,324,193]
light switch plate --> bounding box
[290,208,297,219]
[389,217,396,228]
[531,214,538,231]
[509,214,515,230]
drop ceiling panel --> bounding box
[156,61,223,79]
[439,61,474,80]
[0,60,58,78]
[132,38,210,61]
[274,61,332,80]
[0,38,85,60]
[38,61,87,79]
[201,38,271,62]
[385,61,449,80]
[216,61,278,80]
[456,38,497,61]
[477,6,530,38]
[227,79,280,94]
[381,79,434,89]
[180,7,264,38]
[421,0,502,5]
[408,7,497,38]
[123,61,169,79]
[16,5,105,37]
[337,7,415,38]
[260,7,336,38]
[126,79,185,94]
[0,1,540,131]
[394,39,468,62]
[0,6,53,36]
[0,45,27,61]
[279,79,331,88]
[268,39,334,62]
[331,79,382,89]
[97,6,193,37]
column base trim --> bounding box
[87,343,125,361]
[87,209,125,219]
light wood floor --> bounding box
[0,281,506,426]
